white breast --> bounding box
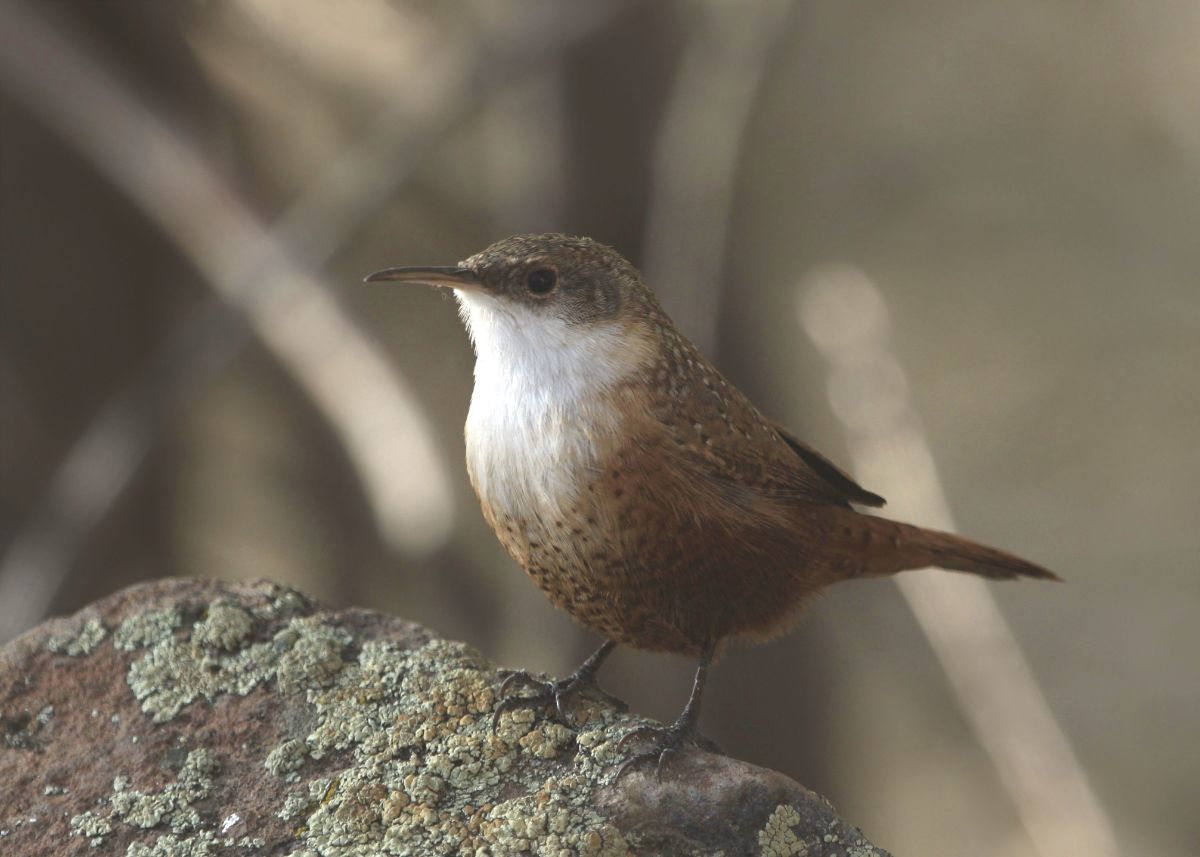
[456,291,638,519]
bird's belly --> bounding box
[466,408,626,635]
[465,399,597,527]
[465,399,819,655]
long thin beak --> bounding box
[362,266,481,290]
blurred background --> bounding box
[1,2,1197,855]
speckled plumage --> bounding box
[370,234,1057,661]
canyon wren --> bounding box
[366,233,1059,775]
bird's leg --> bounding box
[492,640,621,730]
[615,638,722,780]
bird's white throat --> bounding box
[454,290,641,516]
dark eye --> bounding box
[527,268,557,295]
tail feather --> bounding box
[856,517,1061,582]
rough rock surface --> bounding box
[0,578,890,856]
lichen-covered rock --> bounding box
[0,578,890,856]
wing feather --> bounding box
[772,425,886,507]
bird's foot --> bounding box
[491,668,625,732]
[614,719,722,782]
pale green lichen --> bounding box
[279,788,316,822]
[67,749,220,851]
[125,832,218,856]
[113,586,639,854]
[273,618,350,694]
[126,637,270,722]
[69,810,113,847]
[47,616,107,656]
[757,804,886,857]
[518,720,576,760]
[94,586,870,856]
[108,748,220,833]
[283,634,637,856]
[758,804,809,857]
[192,601,254,652]
[125,615,345,722]
[265,738,309,778]
[253,588,312,621]
[114,607,181,651]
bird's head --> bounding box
[366,234,662,388]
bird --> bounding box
[365,233,1059,776]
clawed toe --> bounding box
[614,722,718,782]
[614,725,670,781]
[615,725,681,782]
[497,669,546,699]
[615,724,664,752]
[491,671,603,731]
[491,690,547,732]
[615,746,674,781]
[491,642,620,733]
[492,673,555,730]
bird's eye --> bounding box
[527,268,557,295]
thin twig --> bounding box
[0,3,461,638]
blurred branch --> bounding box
[642,0,790,354]
[0,0,626,642]
[799,266,1120,857]
[0,3,465,640]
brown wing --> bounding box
[619,329,884,514]
[773,425,886,508]
[627,392,882,517]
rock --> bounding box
[0,578,889,856]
